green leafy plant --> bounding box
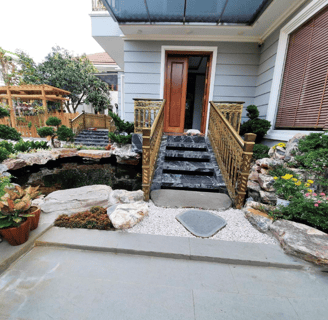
[0,125,21,140]
[54,206,113,230]
[109,111,134,134]
[0,141,15,154]
[268,165,296,178]
[0,147,10,162]
[108,132,132,145]
[0,107,10,118]
[269,192,328,232]
[27,121,32,129]
[252,144,270,160]
[0,176,12,198]
[240,105,271,143]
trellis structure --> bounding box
[0,85,70,128]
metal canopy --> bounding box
[104,0,273,25]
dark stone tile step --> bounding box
[75,138,109,142]
[167,135,205,144]
[166,142,207,150]
[165,150,211,160]
[163,161,215,173]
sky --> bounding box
[0,0,104,63]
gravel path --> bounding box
[127,201,277,245]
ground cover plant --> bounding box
[252,144,270,160]
[54,206,113,230]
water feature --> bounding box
[9,156,142,195]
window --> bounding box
[276,5,328,130]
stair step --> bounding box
[163,161,214,173]
[166,142,207,150]
[167,135,205,144]
[165,150,211,160]
[75,138,109,142]
[161,173,225,190]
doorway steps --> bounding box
[151,135,227,193]
[74,129,109,147]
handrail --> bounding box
[142,100,166,201]
[208,101,256,209]
[134,99,163,133]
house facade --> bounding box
[90,0,328,142]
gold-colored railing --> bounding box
[211,101,244,134]
[92,0,106,11]
[208,101,256,209]
[142,99,166,201]
[134,99,163,133]
[69,111,116,136]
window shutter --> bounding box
[276,6,328,130]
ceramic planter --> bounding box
[27,206,41,231]
[0,219,31,246]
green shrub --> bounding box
[0,176,12,198]
[252,144,270,160]
[13,140,32,152]
[0,147,10,162]
[108,132,132,144]
[268,165,296,178]
[240,105,271,143]
[46,116,62,127]
[0,125,21,141]
[28,121,32,129]
[57,125,74,141]
[0,141,14,154]
[109,112,134,134]
[0,107,10,119]
[37,127,55,138]
[269,193,328,232]
[31,141,48,150]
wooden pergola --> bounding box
[0,84,70,127]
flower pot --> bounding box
[0,219,31,246]
[27,206,41,231]
[276,198,290,207]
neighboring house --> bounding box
[90,0,328,143]
[77,52,120,115]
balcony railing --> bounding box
[92,0,107,11]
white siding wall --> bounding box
[122,40,260,122]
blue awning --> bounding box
[103,0,273,25]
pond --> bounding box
[8,156,142,195]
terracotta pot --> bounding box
[27,206,41,231]
[0,219,31,246]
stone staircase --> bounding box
[74,129,109,147]
[151,135,227,193]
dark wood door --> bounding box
[164,56,189,133]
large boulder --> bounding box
[109,189,144,205]
[40,185,112,215]
[109,201,149,229]
[2,158,27,170]
[16,151,59,166]
[270,220,328,266]
[256,158,284,169]
[243,202,273,233]
[284,133,307,160]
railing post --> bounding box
[235,133,256,209]
[142,128,151,201]
[69,119,73,130]
[82,110,85,129]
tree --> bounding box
[0,47,19,85]
[22,47,111,113]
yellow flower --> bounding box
[295,181,301,186]
[307,189,313,193]
[305,183,310,187]
[277,143,286,148]
[273,177,279,180]
[282,174,293,180]
[291,178,297,182]
[307,180,314,184]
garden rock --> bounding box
[112,144,137,159]
[52,148,78,158]
[109,201,148,229]
[256,158,284,169]
[284,133,307,160]
[40,185,112,215]
[259,190,277,205]
[2,158,27,170]
[258,174,275,192]
[17,151,58,166]
[270,220,328,266]
[248,171,259,181]
[77,150,112,159]
[243,202,273,233]
[268,146,286,160]
[0,164,8,173]
[109,189,144,205]
[247,180,261,192]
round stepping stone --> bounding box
[176,209,227,238]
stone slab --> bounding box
[150,189,232,210]
[176,209,226,237]
[35,227,304,269]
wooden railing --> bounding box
[92,0,107,11]
[208,102,256,209]
[134,99,163,133]
[69,111,116,136]
[211,101,244,134]
[142,99,166,201]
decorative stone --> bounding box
[176,209,226,237]
[258,174,275,192]
[247,180,261,192]
[131,133,142,153]
[16,151,59,166]
[256,158,284,169]
[109,201,148,229]
[186,129,201,135]
[260,168,268,175]
[259,190,277,205]
[109,189,144,205]
[0,164,8,173]
[243,206,273,233]
[285,133,308,159]
[112,144,137,159]
[2,158,27,170]
[270,220,328,266]
[52,148,78,158]
[77,150,112,159]
[248,171,259,181]
[40,185,112,215]
[32,195,45,207]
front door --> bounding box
[164,56,189,133]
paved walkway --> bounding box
[0,228,328,319]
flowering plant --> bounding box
[272,142,286,150]
[273,174,310,200]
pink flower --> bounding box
[314,204,319,207]
[320,193,325,196]
[313,193,317,196]
[317,201,321,203]
[305,193,310,197]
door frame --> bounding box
[160,46,218,136]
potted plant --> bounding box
[0,185,40,246]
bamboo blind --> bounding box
[276,5,328,129]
